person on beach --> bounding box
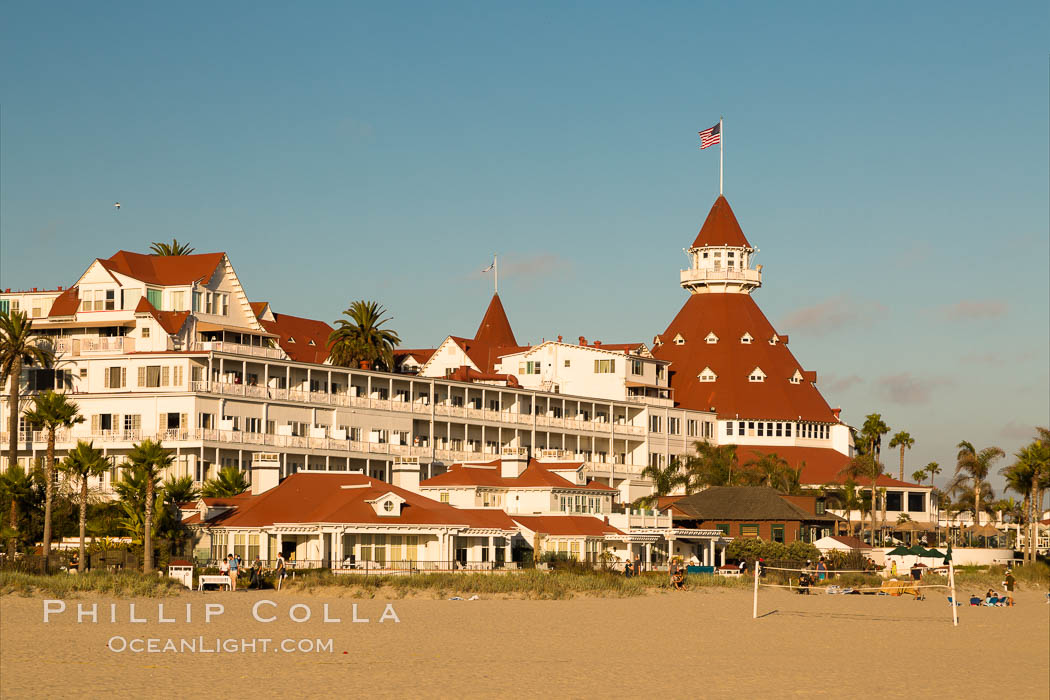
[816,557,828,582]
[969,593,981,606]
[227,554,239,591]
[249,557,262,589]
[219,556,229,578]
[275,552,287,591]
[910,562,922,581]
[624,560,633,578]
[890,560,898,578]
[671,566,685,591]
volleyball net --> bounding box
[751,561,959,626]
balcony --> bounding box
[191,341,286,360]
[680,268,762,286]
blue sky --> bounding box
[2,2,1047,492]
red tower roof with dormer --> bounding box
[474,293,518,348]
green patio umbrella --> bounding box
[906,545,930,556]
[886,546,912,556]
[924,548,945,559]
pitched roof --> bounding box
[510,515,625,537]
[259,313,333,364]
[450,335,530,374]
[739,445,921,488]
[669,486,835,522]
[212,473,513,529]
[818,535,871,550]
[99,251,225,286]
[474,293,517,348]
[394,348,436,365]
[249,302,269,318]
[47,287,80,317]
[691,196,752,248]
[652,293,837,421]
[444,365,520,387]
[133,297,190,335]
[420,460,589,489]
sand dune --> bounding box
[2,588,1047,699]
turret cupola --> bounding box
[680,196,762,295]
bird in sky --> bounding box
[113,202,121,210]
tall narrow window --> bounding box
[146,288,162,309]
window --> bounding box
[0,300,7,314]
[439,492,449,503]
[104,367,126,388]
[885,491,903,512]
[192,292,201,312]
[630,359,643,375]
[518,361,541,375]
[790,370,803,384]
[205,293,214,314]
[705,332,718,344]
[757,423,764,437]
[771,525,785,543]
[738,421,745,435]
[649,415,662,433]
[104,289,115,310]
[141,327,150,338]
[725,421,734,436]
[715,524,730,535]
[563,360,570,367]
[785,423,792,437]
[740,333,753,344]
[146,288,162,310]
[815,500,826,515]
[687,420,698,437]
[698,367,717,382]
[907,492,925,512]
[137,365,167,387]
[667,417,680,435]
[123,414,141,431]
[220,294,229,315]
[775,423,783,437]
[672,334,685,346]
[171,291,185,310]
[593,359,615,374]
[749,367,766,382]
[740,524,759,538]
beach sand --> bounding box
[2,587,1047,699]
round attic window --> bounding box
[383,500,394,512]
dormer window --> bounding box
[749,367,766,382]
[705,332,718,344]
[287,337,295,344]
[769,335,779,345]
[673,333,686,346]
[698,367,717,382]
[368,491,406,517]
[652,335,663,347]
[740,333,753,344]
[308,339,316,346]
[383,500,394,513]
[790,370,803,385]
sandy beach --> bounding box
[2,587,1047,699]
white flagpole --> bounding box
[719,116,724,196]
[494,254,498,295]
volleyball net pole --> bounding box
[949,561,958,627]
[752,560,760,619]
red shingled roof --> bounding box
[99,251,225,286]
[653,293,837,422]
[259,313,333,364]
[47,287,80,317]
[691,196,752,249]
[420,460,589,489]
[444,365,520,387]
[511,515,625,537]
[739,445,921,488]
[213,473,514,529]
[394,348,436,365]
[134,297,190,335]
[475,293,517,348]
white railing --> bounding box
[191,341,287,359]
[81,337,132,353]
[680,268,762,284]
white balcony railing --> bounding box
[190,341,286,359]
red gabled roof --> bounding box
[691,196,752,248]
[134,297,190,335]
[511,515,625,537]
[420,460,588,489]
[450,336,530,375]
[394,348,436,365]
[445,365,520,387]
[213,473,513,529]
[475,293,517,348]
[739,445,921,489]
[47,287,80,317]
[583,481,617,492]
[249,302,269,318]
[652,293,837,422]
[259,313,333,364]
[99,251,225,286]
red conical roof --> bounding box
[474,293,518,348]
[691,196,752,249]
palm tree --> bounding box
[22,391,83,557]
[1006,433,1050,562]
[911,468,928,485]
[825,478,864,536]
[0,463,35,555]
[888,431,914,481]
[149,238,195,256]
[632,460,689,510]
[122,440,173,573]
[950,441,1004,529]
[162,475,200,506]
[59,441,110,571]
[327,301,401,371]
[859,414,890,544]
[201,466,249,498]
[839,452,884,545]
[684,440,738,490]
[0,310,54,475]
[743,452,791,490]
[924,461,941,485]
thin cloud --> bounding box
[875,372,952,405]
[822,373,864,394]
[779,295,887,336]
[468,253,572,284]
[939,300,1008,320]
[1000,420,1039,441]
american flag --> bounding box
[698,122,721,149]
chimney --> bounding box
[58,286,63,290]
[557,335,563,343]
[32,287,37,292]
[593,340,601,347]
[250,453,281,494]
[832,408,842,421]
[391,458,421,493]
[359,360,371,370]
[500,448,528,479]
[578,336,586,346]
